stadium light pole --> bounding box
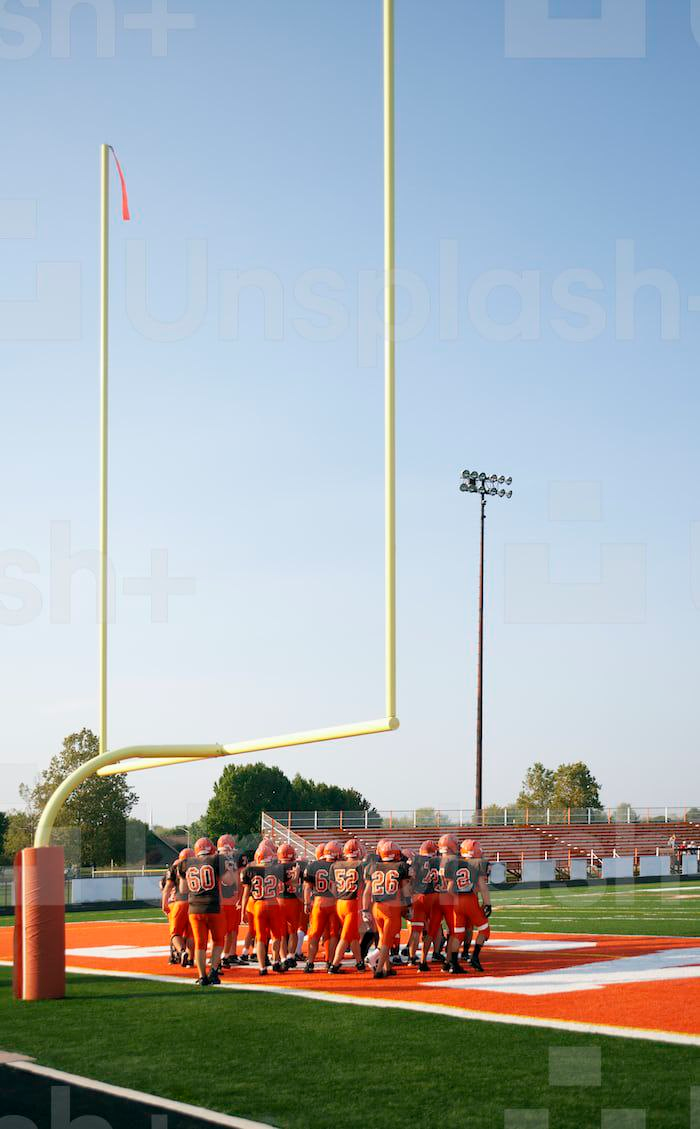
[459,471,513,818]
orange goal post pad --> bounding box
[14,846,65,1001]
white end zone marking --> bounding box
[432,947,700,996]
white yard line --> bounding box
[2,961,698,1049]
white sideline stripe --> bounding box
[2,961,698,1049]
[4,1058,276,1129]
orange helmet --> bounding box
[460,838,481,858]
[419,839,438,856]
[378,840,401,861]
[277,843,296,862]
[438,834,458,855]
[343,838,362,859]
[217,834,236,853]
[194,837,214,857]
[254,841,275,865]
[315,843,325,860]
[323,840,342,861]
[178,847,195,861]
[470,843,483,859]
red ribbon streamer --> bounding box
[108,146,131,221]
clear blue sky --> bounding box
[2,1,699,827]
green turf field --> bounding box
[2,881,698,1128]
[491,880,700,936]
[1,970,698,1129]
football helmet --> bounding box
[437,834,458,856]
[217,834,236,853]
[178,847,195,861]
[277,843,296,862]
[314,843,325,860]
[378,840,401,861]
[419,839,438,856]
[194,837,214,857]
[343,838,362,859]
[254,841,275,865]
[323,840,342,861]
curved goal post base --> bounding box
[14,847,66,1001]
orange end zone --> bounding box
[2,919,699,1044]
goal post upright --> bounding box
[23,1,399,999]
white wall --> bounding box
[522,860,556,883]
[569,859,588,881]
[71,877,123,904]
[601,857,634,879]
[682,853,699,876]
[639,855,671,878]
[488,861,507,885]
[133,876,163,901]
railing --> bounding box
[261,814,316,859]
[263,806,699,832]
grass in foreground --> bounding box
[0,971,698,1129]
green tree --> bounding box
[15,729,137,867]
[0,812,8,864]
[290,774,375,814]
[516,762,555,809]
[204,762,296,840]
[551,762,602,810]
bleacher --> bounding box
[262,811,699,878]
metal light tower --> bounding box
[459,471,513,817]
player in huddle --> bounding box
[439,837,492,974]
[178,837,237,986]
[303,841,341,972]
[240,841,287,976]
[328,838,367,973]
[276,843,303,969]
[407,839,440,971]
[364,840,411,980]
[161,847,195,968]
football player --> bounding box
[217,834,243,968]
[435,833,459,968]
[162,847,195,967]
[303,840,341,972]
[240,841,287,975]
[178,837,235,985]
[408,839,440,971]
[328,838,366,973]
[364,840,410,979]
[439,837,492,973]
[457,839,492,970]
[276,843,303,969]
[359,842,380,961]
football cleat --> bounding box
[304,961,315,973]
[258,967,268,977]
[194,976,209,986]
[272,962,286,974]
[385,966,397,977]
[328,964,342,974]
[356,961,366,972]
[208,969,221,985]
[470,951,484,972]
[373,969,386,980]
[418,961,430,972]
